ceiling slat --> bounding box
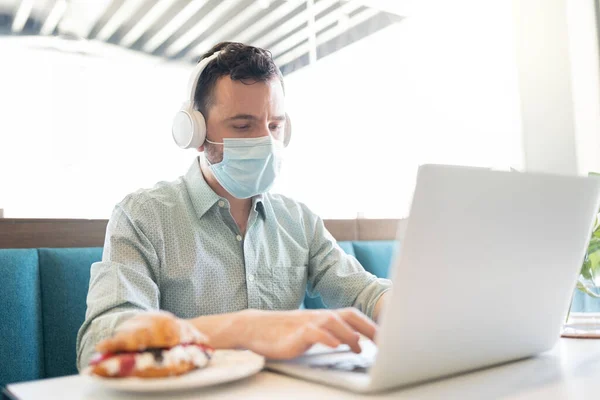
[184,1,268,59]
[268,0,362,58]
[95,0,147,41]
[119,0,174,47]
[253,0,336,49]
[57,0,114,39]
[2,0,396,75]
[311,7,380,50]
[306,0,316,64]
[163,0,244,57]
[143,0,208,53]
[275,6,379,67]
[11,0,34,32]
[40,0,68,35]
[224,0,304,50]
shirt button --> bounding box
[218,200,225,208]
[248,274,255,282]
[236,235,242,242]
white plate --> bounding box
[81,350,265,393]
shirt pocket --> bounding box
[272,265,308,310]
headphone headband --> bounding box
[185,51,220,106]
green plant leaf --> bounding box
[592,216,600,239]
[574,171,600,298]
[588,236,600,251]
[590,253,600,278]
[581,258,593,281]
[577,281,600,298]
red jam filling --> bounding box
[118,354,136,376]
[89,343,213,367]
[89,352,114,366]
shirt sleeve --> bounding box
[305,212,392,320]
[76,201,161,371]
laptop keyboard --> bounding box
[308,355,373,373]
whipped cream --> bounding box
[102,358,120,376]
[134,352,156,371]
[99,345,211,374]
[119,345,210,372]
[161,345,210,369]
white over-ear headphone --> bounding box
[172,50,292,149]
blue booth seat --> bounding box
[0,250,44,386]
[303,241,397,309]
[38,248,103,379]
[0,240,398,387]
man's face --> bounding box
[201,76,286,164]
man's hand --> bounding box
[93,308,379,363]
[227,308,378,360]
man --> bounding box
[77,42,391,370]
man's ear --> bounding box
[284,113,292,147]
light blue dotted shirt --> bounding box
[76,157,391,370]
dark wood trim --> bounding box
[0,219,108,249]
[324,219,405,241]
[322,219,359,241]
[0,218,402,249]
[358,218,406,241]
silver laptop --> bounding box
[267,164,600,393]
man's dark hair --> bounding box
[194,42,284,117]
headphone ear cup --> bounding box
[284,113,292,147]
[189,110,207,148]
[171,108,207,149]
[172,109,194,149]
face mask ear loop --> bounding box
[205,138,224,145]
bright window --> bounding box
[274,4,523,218]
[0,3,522,219]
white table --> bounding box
[5,339,600,400]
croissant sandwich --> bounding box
[89,311,213,378]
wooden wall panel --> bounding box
[357,219,405,241]
[322,219,358,241]
[0,219,108,249]
[0,218,403,249]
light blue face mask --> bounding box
[205,136,283,199]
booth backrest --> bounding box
[0,240,398,386]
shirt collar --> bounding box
[183,157,221,220]
[184,156,268,221]
[253,194,267,220]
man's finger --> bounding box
[303,324,342,349]
[319,313,361,353]
[337,308,378,341]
